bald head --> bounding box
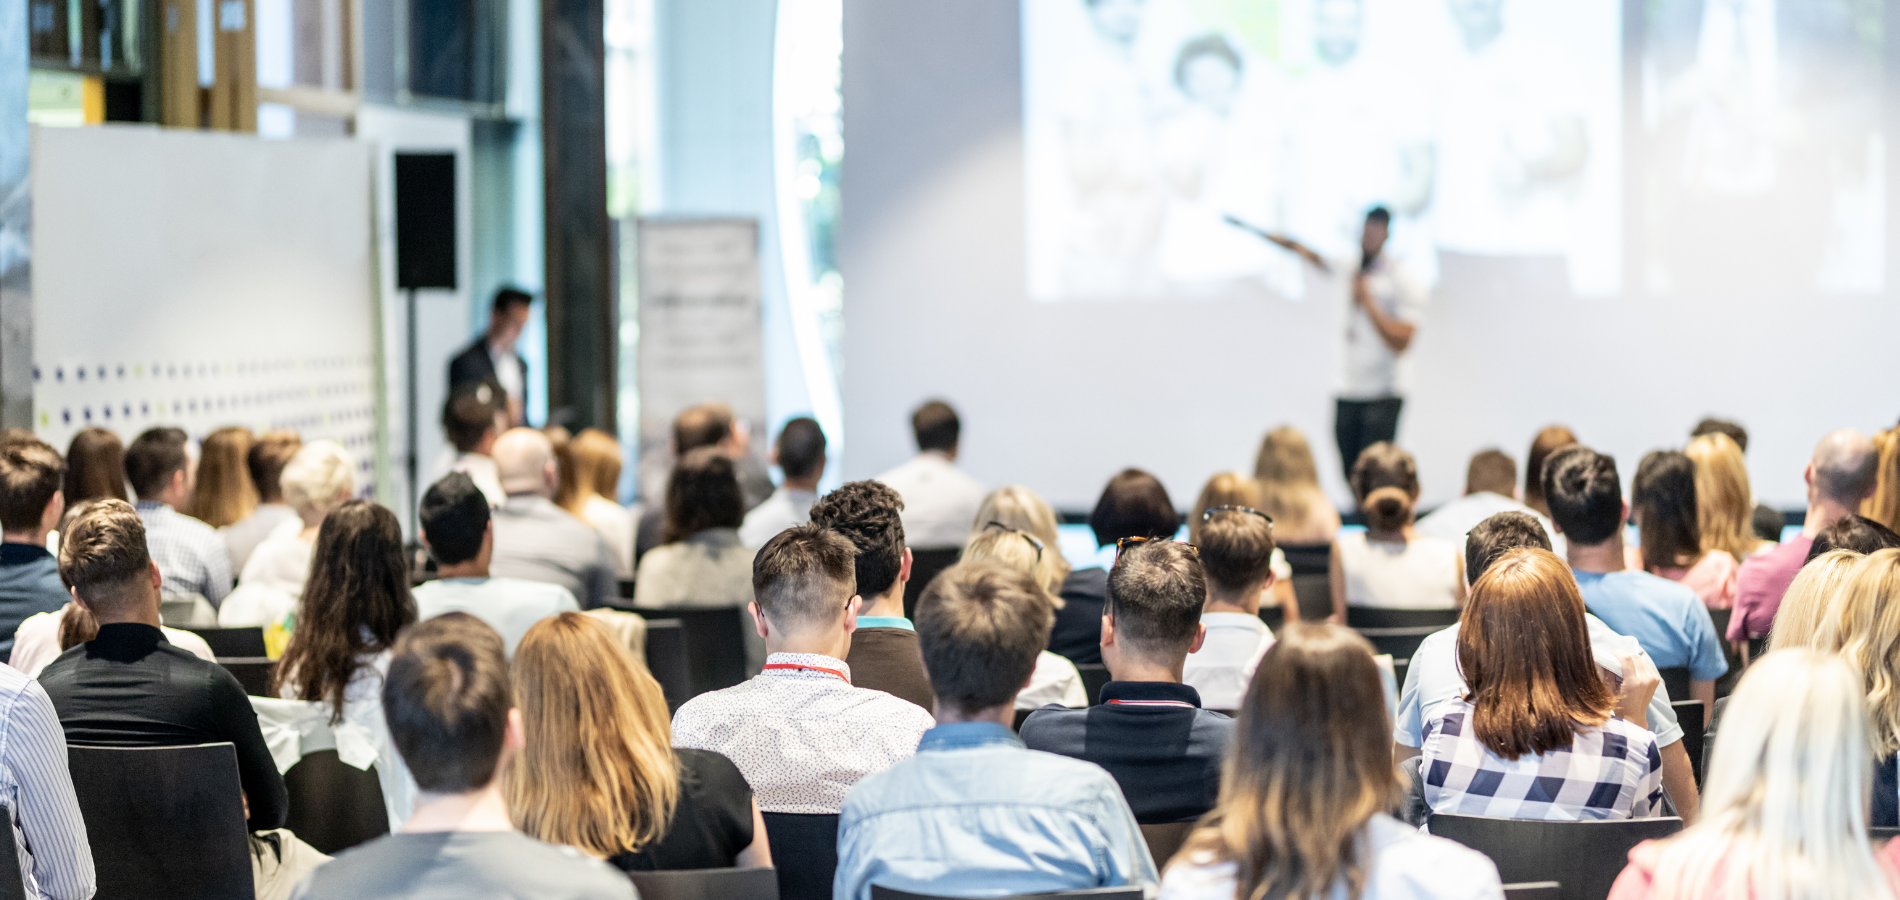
[493,428,555,496]
[1812,429,1879,506]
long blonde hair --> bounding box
[1685,434,1759,561]
[562,429,625,517]
[1636,650,1893,900]
[1766,550,1863,652]
[1189,472,1264,546]
[1865,426,1900,531]
[1254,427,1336,543]
[185,426,257,527]
[1828,549,1900,757]
[961,528,1066,607]
[507,612,680,858]
[1176,624,1399,900]
[969,486,1071,589]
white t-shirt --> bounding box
[1015,651,1088,710]
[411,576,582,658]
[9,607,216,678]
[874,452,988,549]
[1336,254,1427,400]
[1337,531,1462,609]
[489,343,524,413]
[1414,492,1564,556]
[1157,814,1502,900]
[1183,612,1274,711]
[580,495,636,579]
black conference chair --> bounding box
[1289,574,1333,622]
[1706,608,1741,698]
[760,812,839,900]
[217,657,276,696]
[901,549,963,620]
[1138,822,1194,869]
[1075,664,1111,706]
[0,804,24,900]
[1657,668,1692,710]
[68,743,253,900]
[1670,700,1706,787]
[1429,813,1683,900]
[282,749,390,855]
[627,867,779,900]
[1346,607,1461,629]
[1503,884,1562,900]
[181,626,268,658]
[631,607,748,700]
[644,619,694,710]
[873,888,1140,900]
[1277,542,1332,575]
[618,577,638,601]
[1257,605,1285,632]
[1873,827,1900,841]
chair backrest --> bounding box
[217,657,277,696]
[1428,813,1684,900]
[1139,821,1195,869]
[181,626,268,658]
[871,888,1141,900]
[1352,626,1442,662]
[68,743,254,900]
[283,749,391,855]
[1277,542,1332,575]
[1257,605,1285,633]
[643,619,693,710]
[1503,883,1563,900]
[901,548,964,619]
[627,867,780,900]
[1289,574,1333,621]
[1345,606,1461,629]
[158,593,217,627]
[1873,826,1900,841]
[0,804,24,900]
[1657,668,1692,709]
[1075,664,1111,706]
[1670,700,1706,787]
[760,812,839,900]
[630,607,749,702]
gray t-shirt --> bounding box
[292,831,636,900]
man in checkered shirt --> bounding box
[124,428,232,608]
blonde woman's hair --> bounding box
[1685,433,1758,561]
[1828,549,1900,757]
[1766,550,1864,653]
[1254,427,1329,534]
[1190,472,1264,546]
[185,426,257,527]
[1865,426,1900,531]
[961,528,1066,608]
[1635,649,1893,900]
[563,429,624,517]
[969,486,1071,590]
[507,612,680,858]
[279,441,356,519]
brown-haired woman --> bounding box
[1419,549,1666,821]
[1330,443,1464,620]
[563,429,635,579]
[508,612,769,871]
[185,426,257,528]
[1252,426,1341,545]
[1629,450,1737,609]
[1158,623,1502,900]
[62,427,128,504]
[634,447,759,665]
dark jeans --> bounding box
[1335,396,1404,479]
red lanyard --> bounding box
[761,663,851,684]
[1105,699,1195,709]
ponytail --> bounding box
[57,602,100,651]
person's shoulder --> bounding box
[1018,747,1129,802]
[485,577,580,607]
[851,687,936,728]
[1363,814,1502,896]
[674,746,746,785]
[1156,850,1238,900]
[1600,714,1661,751]
[1017,705,1086,746]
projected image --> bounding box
[1022,0,1624,300]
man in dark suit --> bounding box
[449,287,534,426]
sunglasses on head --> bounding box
[983,521,1044,562]
[1201,505,1274,529]
[1114,535,1199,561]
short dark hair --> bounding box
[420,473,492,565]
[915,562,1053,716]
[1465,512,1552,585]
[0,437,64,532]
[492,287,533,315]
[1089,469,1178,547]
[1465,449,1516,497]
[776,417,827,481]
[1806,514,1900,564]
[246,430,301,504]
[383,612,513,793]
[1543,446,1623,546]
[751,525,858,630]
[443,385,503,454]
[807,481,905,600]
[1197,508,1275,595]
[663,448,745,543]
[673,404,734,454]
[57,499,151,612]
[1366,206,1391,225]
[1691,418,1748,454]
[911,401,960,453]
[1106,540,1205,658]
[123,427,188,500]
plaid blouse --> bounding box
[1421,697,1665,821]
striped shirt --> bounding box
[135,501,233,607]
[0,664,93,899]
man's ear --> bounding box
[1188,622,1208,654]
[1099,610,1117,649]
[898,548,914,585]
[148,559,163,593]
[41,490,64,534]
[750,602,771,640]
[843,595,862,634]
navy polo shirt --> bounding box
[1017,680,1234,824]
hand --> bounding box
[1351,273,1373,309]
[1613,652,1660,723]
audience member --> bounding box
[184,426,255,529]
[0,657,93,899]
[1021,539,1233,823]
[1161,624,1502,900]
[835,561,1156,899]
[970,485,1073,591]
[1685,432,1771,562]
[1762,550,1862,661]
[635,403,772,563]
[1690,417,1786,544]
[490,428,617,609]
[874,400,987,551]
[1186,474,1294,617]
[222,429,300,574]
[1331,443,1464,617]
[962,527,1088,709]
[272,500,420,828]
[1805,513,1900,563]
[1056,469,1178,665]
[1420,549,1665,820]
[439,384,508,506]
[634,448,759,665]
[1608,651,1899,900]
[807,480,933,711]
[1867,422,1900,531]
[223,440,355,627]
[1182,505,1279,709]
[413,474,580,656]
[1546,446,1727,715]
[670,527,934,813]
[1394,512,1699,822]
[739,417,826,548]
[1252,425,1341,545]
[123,427,233,606]
[557,429,635,578]
[1729,429,1878,641]
[0,437,68,661]
[40,500,285,829]
[1416,448,1560,552]
[60,428,126,505]
[293,613,636,900]
[508,612,770,872]
[1522,424,1578,518]
[9,599,216,679]
[1629,450,1737,609]
[1804,550,1900,827]
[448,286,534,427]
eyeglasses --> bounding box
[1201,505,1274,529]
[983,521,1044,562]
[1114,535,1199,561]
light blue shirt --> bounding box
[855,616,914,631]
[1574,570,1727,682]
[834,722,1157,900]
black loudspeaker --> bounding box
[393,153,457,290]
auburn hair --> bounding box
[1457,548,1613,759]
